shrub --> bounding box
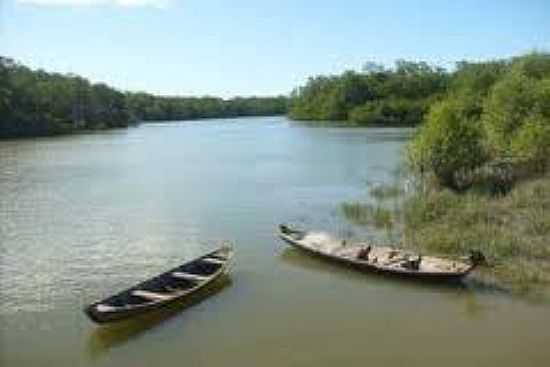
[409,53,550,191]
[408,99,487,190]
[482,69,539,155]
[510,115,550,172]
[349,98,427,126]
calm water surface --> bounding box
[1,117,549,366]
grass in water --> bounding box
[403,177,550,293]
[343,175,550,295]
[341,202,393,229]
[369,184,402,201]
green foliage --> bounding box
[125,93,287,122]
[346,176,550,292]
[510,115,550,172]
[290,61,448,125]
[341,202,393,229]
[482,69,540,153]
[451,60,507,99]
[409,52,550,190]
[401,176,550,292]
[408,99,486,189]
[369,184,402,201]
[289,71,374,120]
[349,98,427,126]
[0,56,288,138]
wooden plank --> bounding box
[132,290,174,301]
[201,257,225,265]
[172,271,210,281]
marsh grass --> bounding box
[369,184,403,201]
[341,202,394,229]
[343,175,550,293]
[405,177,550,292]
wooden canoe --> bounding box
[84,245,234,324]
[278,225,484,282]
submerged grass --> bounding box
[369,184,402,201]
[343,175,550,295]
[341,202,394,229]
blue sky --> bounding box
[1,0,549,97]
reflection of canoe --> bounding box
[84,246,234,324]
[278,225,483,282]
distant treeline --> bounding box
[0,56,287,138]
[289,60,450,125]
[126,93,287,122]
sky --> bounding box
[1,0,549,97]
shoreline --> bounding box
[0,114,286,140]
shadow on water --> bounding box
[280,247,516,319]
[279,247,512,310]
[85,276,232,359]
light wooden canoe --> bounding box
[84,246,234,324]
[278,225,484,282]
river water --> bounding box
[1,116,548,366]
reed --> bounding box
[342,175,550,294]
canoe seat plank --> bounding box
[96,304,116,312]
[202,257,225,265]
[172,271,210,281]
[132,290,174,301]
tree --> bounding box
[289,60,448,124]
[408,99,486,190]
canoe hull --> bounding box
[84,275,228,323]
[279,232,474,283]
[84,246,233,324]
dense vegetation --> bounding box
[289,61,449,125]
[341,53,550,294]
[342,176,550,294]
[408,52,550,191]
[126,93,287,122]
[0,56,287,138]
[0,57,132,137]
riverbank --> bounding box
[0,114,286,140]
[339,51,550,297]
[342,175,550,296]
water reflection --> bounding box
[86,277,232,359]
[3,118,549,367]
[280,247,467,289]
[279,247,502,319]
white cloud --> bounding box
[17,0,172,8]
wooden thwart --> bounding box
[132,290,174,301]
[172,271,210,281]
[202,257,225,265]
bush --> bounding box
[409,53,550,191]
[408,99,486,190]
[482,54,550,160]
[349,98,427,126]
[510,115,550,172]
[482,70,539,154]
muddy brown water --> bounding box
[1,117,548,366]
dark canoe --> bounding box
[278,225,484,282]
[84,246,234,324]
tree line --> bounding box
[288,60,450,125]
[0,56,288,138]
